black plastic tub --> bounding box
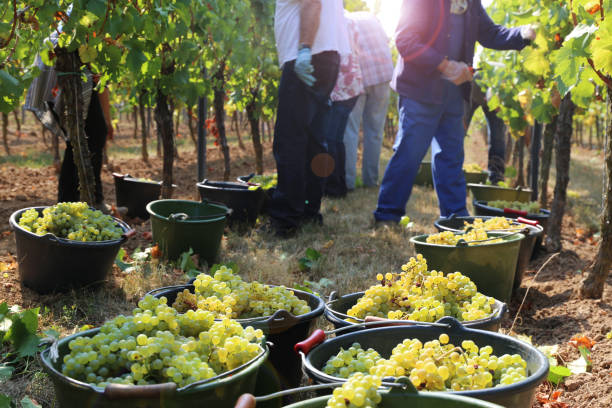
[324,291,506,333]
[9,207,133,294]
[40,328,268,408]
[145,284,324,389]
[301,318,549,408]
[237,174,276,214]
[473,200,550,248]
[197,179,265,226]
[434,216,544,290]
[113,173,175,220]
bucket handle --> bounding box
[503,207,528,217]
[264,309,300,333]
[104,382,177,400]
[112,172,128,179]
[517,217,539,226]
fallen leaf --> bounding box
[322,240,334,249]
[569,335,596,350]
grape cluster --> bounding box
[19,202,123,241]
[322,343,382,378]
[173,266,311,319]
[247,174,277,190]
[465,217,523,231]
[325,373,382,408]
[426,229,502,246]
[60,295,264,388]
[324,334,528,392]
[463,163,484,173]
[485,180,510,188]
[488,200,541,213]
[346,255,496,322]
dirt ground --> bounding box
[0,115,610,407]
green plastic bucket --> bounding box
[467,184,532,203]
[324,291,506,333]
[410,232,524,303]
[414,161,433,187]
[40,328,269,408]
[301,318,549,408]
[146,199,228,264]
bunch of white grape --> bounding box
[322,343,383,378]
[426,229,502,246]
[346,255,496,323]
[173,266,311,319]
[325,373,382,408]
[488,200,541,213]
[466,217,523,231]
[324,334,528,392]
[60,295,264,388]
[19,202,123,241]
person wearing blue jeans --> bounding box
[463,81,506,184]
[374,0,535,223]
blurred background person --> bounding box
[323,13,364,198]
[343,11,394,191]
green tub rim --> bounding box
[409,231,525,248]
[146,199,228,224]
[39,327,269,395]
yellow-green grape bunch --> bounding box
[60,295,264,388]
[463,163,484,173]
[18,202,123,241]
[371,334,528,391]
[323,343,383,378]
[325,373,382,408]
[485,180,510,188]
[346,255,496,323]
[133,177,157,183]
[426,229,502,246]
[466,217,522,231]
[248,174,277,190]
[173,266,311,319]
[488,200,541,213]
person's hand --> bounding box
[106,123,114,141]
[294,47,316,87]
[439,59,473,85]
[521,25,536,41]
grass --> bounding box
[0,150,54,168]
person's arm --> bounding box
[477,3,531,51]
[98,87,114,140]
[299,0,321,47]
[395,0,445,73]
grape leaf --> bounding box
[548,365,572,385]
[0,394,10,408]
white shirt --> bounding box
[275,0,350,67]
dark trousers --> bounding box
[58,91,108,203]
[464,99,506,183]
[323,96,358,197]
[268,51,340,230]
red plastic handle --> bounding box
[517,217,539,226]
[504,208,528,217]
[123,229,137,239]
[294,329,326,355]
[234,394,256,408]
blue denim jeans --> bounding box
[323,96,358,197]
[375,82,468,221]
[344,82,390,189]
[268,52,340,231]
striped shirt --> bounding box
[331,17,365,102]
[347,12,394,88]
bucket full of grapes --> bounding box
[410,232,524,303]
[9,203,134,294]
[235,376,503,408]
[467,184,532,203]
[472,201,550,248]
[113,173,176,220]
[296,317,549,408]
[146,199,229,264]
[434,216,543,291]
[322,254,507,333]
[40,295,269,408]
[144,266,325,389]
[196,179,265,226]
[237,173,277,214]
